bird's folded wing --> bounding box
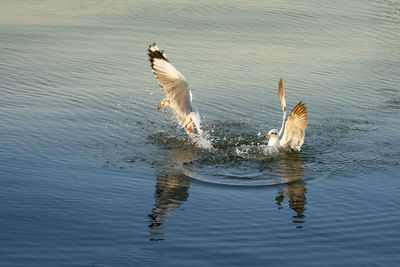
[148,44,191,115]
[280,101,308,151]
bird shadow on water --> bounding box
[146,126,309,240]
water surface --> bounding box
[1,0,400,265]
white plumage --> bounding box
[264,78,308,151]
[148,44,202,135]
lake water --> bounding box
[1,0,400,265]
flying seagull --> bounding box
[148,44,202,135]
[264,78,308,151]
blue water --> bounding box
[1,0,400,265]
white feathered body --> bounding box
[267,78,308,151]
[148,44,202,134]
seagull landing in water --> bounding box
[264,78,308,151]
[148,44,202,136]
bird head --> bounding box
[264,129,278,138]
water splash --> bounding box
[191,131,213,150]
[235,144,279,159]
[192,111,203,135]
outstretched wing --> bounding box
[278,78,286,113]
[148,44,192,117]
[280,101,308,151]
[278,78,287,137]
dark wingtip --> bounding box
[147,43,168,68]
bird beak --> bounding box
[264,134,270,138]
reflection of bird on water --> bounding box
[264,78,308,151]
[148,148,196,241]
[148,44,202,136]
[274,153,307,228]
[276,182,307,228]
